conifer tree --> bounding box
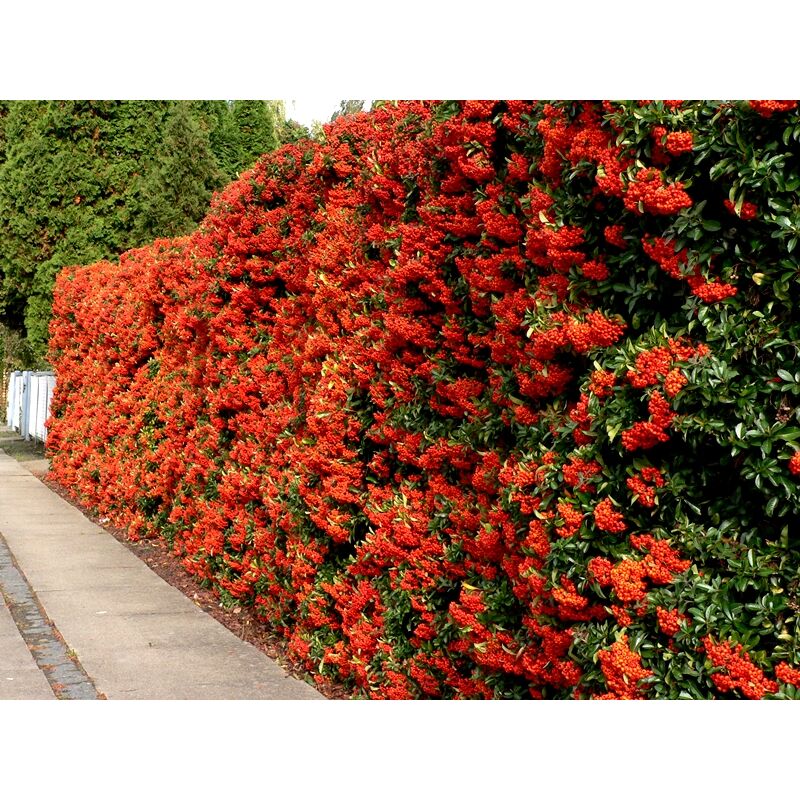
[136,101,224,240]
[232,100,278,169]
[184,101,240,181]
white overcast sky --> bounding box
[282,99,373,129]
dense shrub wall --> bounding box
[48,100,800,698]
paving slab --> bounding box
[0,443,323,700]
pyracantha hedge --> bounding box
[48,100,800,698]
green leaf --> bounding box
[766,496,779,516]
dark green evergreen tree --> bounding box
[232,100,278,170]
[0,101,45,335]
[136,101,224,241]
[210,102,245,180]
[185,100,241,181]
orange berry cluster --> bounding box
[663,368,687,397]
[556,500,584,538]
[569,394,593,445]
[593,497,627,532]
[723,198,758,220]
[565,311,626,353]
[748,100,797,117]
[642,235,737,302]
[550,577,589,613]
[610,604,633,627]
[650,126,694,165]
[527,310,625,362]
[588,556,613,585]
[536,105,575,184]
[703,636,778,699]
[610,559,648,602]
[581,258,609,280]
[591,534,689,608]
[603,224,627,248]
[641,235,688,280]
[775,661,800,687]
[626,338,708,391]
[562,456,602,491]
[621,391,675,451]
[665,130,693,155]
[686,273,738,303]
[596,635,652,699]
[548,575,606,624]
[626,466,665,507]
[788,451,800,476]
[656,606,687,636]
[627,346,673,388]
[630,533,691,582]
[589,368,616,398]
[624,168,693,216]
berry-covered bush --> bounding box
[47,100,800,698]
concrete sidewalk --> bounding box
[0,436,323,700]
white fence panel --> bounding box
[6,371,18,428]
[16,373,24,431]
[4,370,55,443]
[11,371,25,432]
[14,372,24,431]
[35,375,55,442]
[25,373,38,440]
